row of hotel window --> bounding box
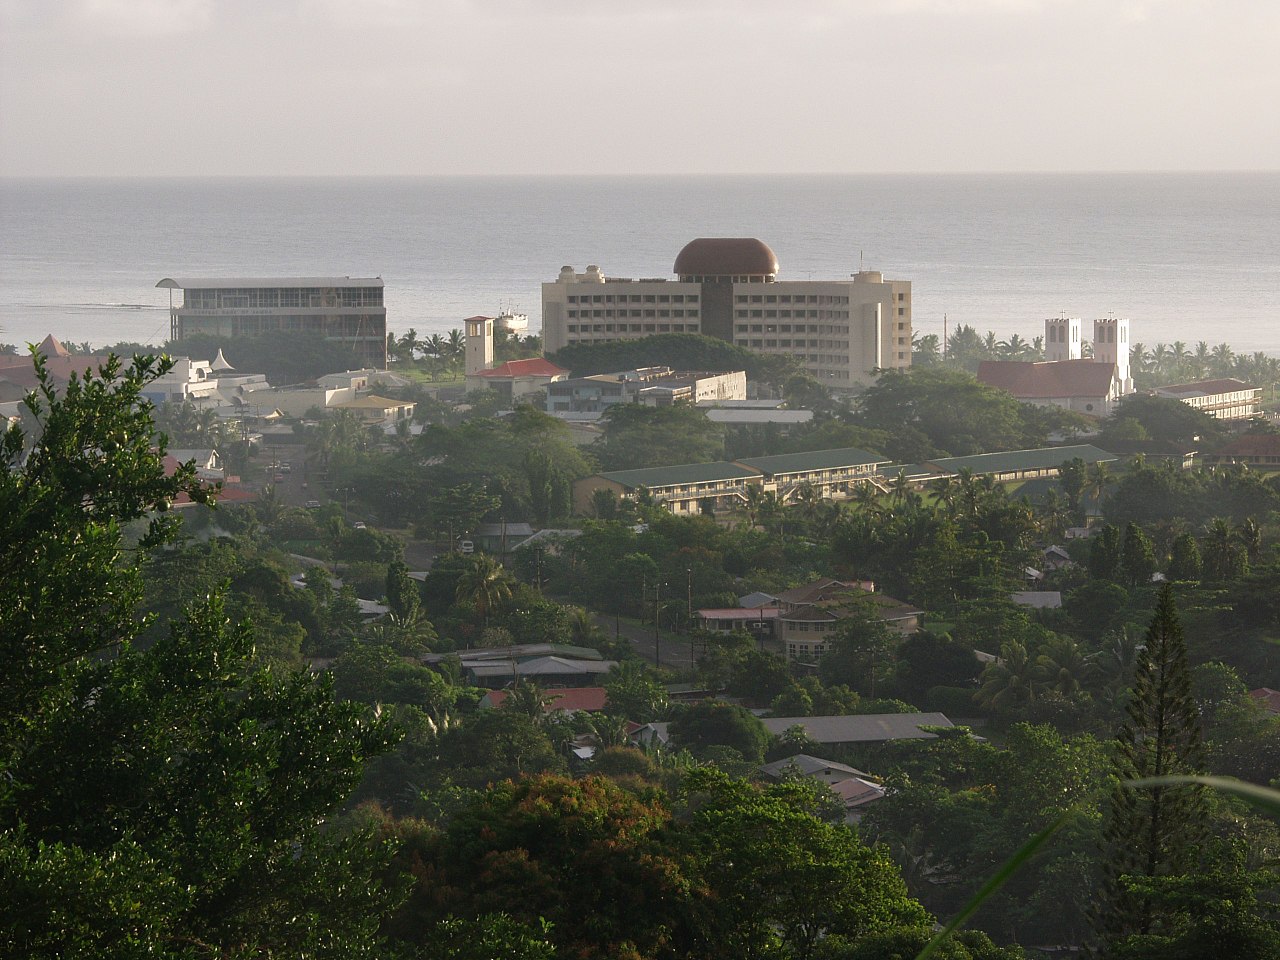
[566,323,697,334]
[738,323,854,335]
[737,339,852,353]
[736,292,908,304]
[567,293,699,304]
[184,288,384,309]
[568,309,700,319]
[737,308,908,319]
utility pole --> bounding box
[654,580,662,668]
[687,567,694,666]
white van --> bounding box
[459,540,475,555]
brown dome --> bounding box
[674,238,778,278]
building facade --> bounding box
[542,239,911,388]
[1155,378,1262,420]
[546,367,746,413]
[157,277,388,369]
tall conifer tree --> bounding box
[1090,584,1208,955]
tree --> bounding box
[1121,522,1157,587]
[604,660,669,722]
[680,769,929,960]
[0,353,401,957]
[1091,584,1209,953]
[455,554,514,633]
[669,700,773,763]
[1089,524,1124,581]
[413,774,688,960]
[385,557,421,622]
[1166,532,1202,582]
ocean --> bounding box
[0,173,1277,354]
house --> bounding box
[696,606,780,640]
[773,578,922,663]
[465,357,569,403]
[465,656,619,689]
[759,753,875,786]
[168,448,224,481]
[1010,591,1063,610]
[471,522,535,554]
[1248,688,1280,714]
[760,712,956,745]
[479,686,610,714]
[759,753,885,821]
[327,394,415,424]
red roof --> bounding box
[978,359,1117,400]
[473,357,568,379]
[161,454,256,507]
[482,686,609,713]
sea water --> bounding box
[0,173,1276,353]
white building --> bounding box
[542,239,911,389]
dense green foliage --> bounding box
[1,356,400,958]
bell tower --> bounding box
[1044,316,1082,362]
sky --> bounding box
[0,0,1277,176]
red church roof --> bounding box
[473,357,568,379]
[978,359,1117,400]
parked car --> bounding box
[352,521,367,530]
[458,539,474,555]
[305,500,322,509]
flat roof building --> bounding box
[542,239,911,388]
[157,277,388,369]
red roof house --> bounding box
[464,357,569,402]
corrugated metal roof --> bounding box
[157,277,383,289]
[761,712,955,743]
[736,446,888,475]
[598,461,762,490]
[925,444,1115,476]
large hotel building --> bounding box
[542,238,911,386]
[157,277,388,368]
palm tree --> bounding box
[1236,516,1262,564]
[927,475,957,516]
[1210,342,1235,377]
[1192,341,1211,380]
[455,554,513,634]
[1033,637,1098,698]
[397,328,419,364]
[977,641,1041,710]
[502,680,553,722]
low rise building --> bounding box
[546,367,746,412]
[1202,433,1280,469]
[774,578,923,663]
[1154,378,1262,420]
[465,357,569,403]
[759,713,956,745]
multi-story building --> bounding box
[1155,378,1262,421]
[542,239,911,388]
[157,277,388,369]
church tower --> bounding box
[1044,317,1082,362]
[1093,316,1133,394]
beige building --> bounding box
[542,239,911,389]
[1155,378,1262,421]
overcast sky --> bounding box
[1,0,1276,176]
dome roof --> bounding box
[674,238,778,278]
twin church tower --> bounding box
[1044,315,1134,395]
